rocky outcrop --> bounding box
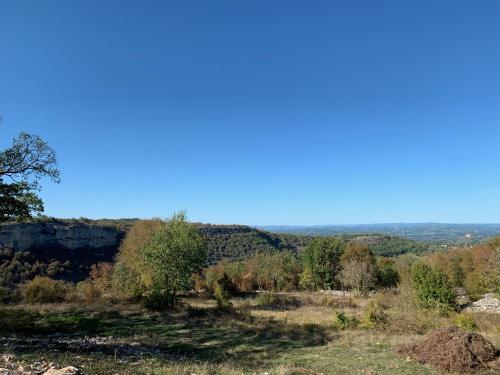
[0,222,123,253]
[465,294,500,313]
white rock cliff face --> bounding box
[0,222,122,252]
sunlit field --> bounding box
[1,291,499,375]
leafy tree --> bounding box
[412,263,456,309]
[426,238,500,299]
[339,260,376,294]
[112,219,164,299]
[0,131,60,222]
[340,242,376,265]
[141,212,207,308]
[301,237,346,290]
[0,182,43,222]
[375,258,400,289]
[299,266,315,291]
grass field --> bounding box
[1,292,498,374]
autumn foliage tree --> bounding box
[339,242,377,294]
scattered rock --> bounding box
[0,335,161,360]
[398,327,498,373]
[44,366,79,375]
[1,355,15,363]
[465,294,500,313]
[1,354,80,375]
[319,290,352,296]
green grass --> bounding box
[0,301,443,375]
[6,339,439,375]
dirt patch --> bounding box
[397,327,498,373]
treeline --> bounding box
[1,216,498,313]
[0,220,430,287]
[200,238,400,296]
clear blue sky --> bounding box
[1,1,500,225]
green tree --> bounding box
[412,263,456,309]
[141,212,207,308]
[0,182,44,222]
[301,237,346,290]
[375,258,400,289]
[0,131,60,222]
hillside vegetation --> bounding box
[1,217,499,375]
[0,219,429,287]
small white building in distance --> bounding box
[465,234,472,239]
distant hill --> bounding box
[199,225,429,263]
[258,223,500,244]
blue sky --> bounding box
[1,1,500,225]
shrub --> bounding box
[142,290,173,311]
[375,258,400,289]
[254,292,301,309]
[0,286,11,303]
[316,296,357,309]
[214,283,232,310]
[299,267,315,291]
[211,272,234,310]
[360,301,389,329]
[333,311,359,330]
[75,280,100,303]
[23,276,72,303]
[89,263,113,293]
[412,263,456,309]
[193,273,206,292]
[453,313,477,331]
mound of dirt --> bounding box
[397,327,498,373]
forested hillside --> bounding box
[0,219,430,286]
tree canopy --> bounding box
[301,237,346,290]
[113,213,207,309]
[0,131,60,222]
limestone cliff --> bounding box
[0,222,123,253]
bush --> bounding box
[453,313,476,331]
[0,286,11,303]
[376,258,400,289]
[214,283,232,310]
[315,296,357,309]
[333,311,359,330]
[254,292,301,309]
[75,280,100,303]
[360,301,389,329]
[78,262,115,303]
[412,263,456,309]
[23,276,72,303]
